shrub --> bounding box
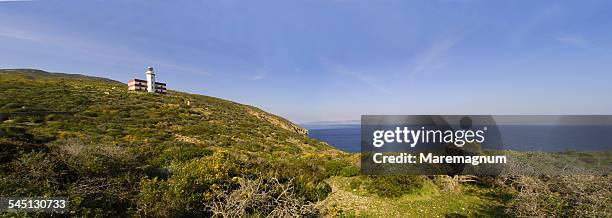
[29,115,45,123]
[287,175,329,203]
[340,166,359,177]
[0,126,55,144]
[45,114,63,121]
[82,111,98,117]
[262,158,333,202]
[150,144,212,166]
[143,165,171,180]
[366,175,425,197]
[12,116,28,123]
[137,177,188,217]
[208,178,320,217]
[1,152,66,196]
[432,175,461,192]
[324,159,351,177]
[349,179,362,190]
[0,126,35,142]
[43,139,135,176]
[137,152,236,216]
[503,175,611,217]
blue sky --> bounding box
[1,0,611,123]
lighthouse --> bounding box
[145,66,156,93]
[128,67,167,94]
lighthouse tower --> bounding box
[128,66,166,94]
[145,66,156,93]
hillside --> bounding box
[0,69,348,216]
[0,69,321,154]
[1,69,609,217]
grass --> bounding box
[322,176,509,217]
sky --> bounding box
[1,0,611,123]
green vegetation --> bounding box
[365,175,425,198]
[0,69,609,217]
[322,176,508,217]
[0,69,345,217]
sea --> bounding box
[303,124,612,153]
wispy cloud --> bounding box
[0,24,214,78]
[556,35,591,48]
[0,27,42,42]
[248,72,266,80]
[408,31,467,76]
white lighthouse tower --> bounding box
[145,66,156,93]
[128,66,167,94]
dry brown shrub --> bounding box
[207,178,319,217]
[501,175,611,217]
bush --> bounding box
[137,177,188,217]
[503,175,611,217]
[137,152,236,216]
[82,111,98,117]
[340,166,359,177]
[349,179,362,190]
[324,159,351,177]
[286,174,331,202]
[208,178,320,217]
[262,158,333,202]
[366,175,425,197]
[0,126,35,142]
[45,114,63,121]
[29,115,45,123]
[150,144,212,166]
[1,152,67,196]
[56,141,137,176]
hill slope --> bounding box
[4,69,607,217]
[0,69,346,216]
[0,69,325,153]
